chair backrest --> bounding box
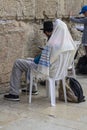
[54,51,73,80]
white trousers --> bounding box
[9,58,37,95]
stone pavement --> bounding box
[0,75,87,130]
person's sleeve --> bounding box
[70,16,87,24]
[75,25,84,32]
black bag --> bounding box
[68,77,85,103]
[59,78,85,103]
[59,80,78,103]
[76,55,87,74]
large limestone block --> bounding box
[21,0,35,19]
[0,0,35,20]
[35,0,57,19]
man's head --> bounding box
[40,21,53,38]
[79,5,87,16]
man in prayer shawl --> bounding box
[4,19,76,101]
[4,21,53,101]
[37,19,76,77]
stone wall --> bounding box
[0,0,86,85]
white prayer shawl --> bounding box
[37,19,76,77]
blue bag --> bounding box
[34,54,41,64]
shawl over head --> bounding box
[37,19,76,77]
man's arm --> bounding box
[70,16,87,24]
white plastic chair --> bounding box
[28,50,74,106]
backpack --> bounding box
[76,55,87,74]
[59,77,85,103]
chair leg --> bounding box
[29,71,33,103]
[46,80,50,98]
[49,79,56,106]
[62,78,67,103]
[72,62,76,78]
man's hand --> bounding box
[38,46,44,50]
[69,11,73,17]
[69,11,74,17]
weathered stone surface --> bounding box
[83,0,87,5]
[0,0,35,20]
[0,0,85,20]
[61,0,83,17]
[21,0,35,19]
[0,20,35,83]
[35,0,57,19]
[57,0,65,17]
[0,0,85,85]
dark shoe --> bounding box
[22,89,38,95]
[4,94,20,101]
[22,88,29,93]
[32,91,38,95]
